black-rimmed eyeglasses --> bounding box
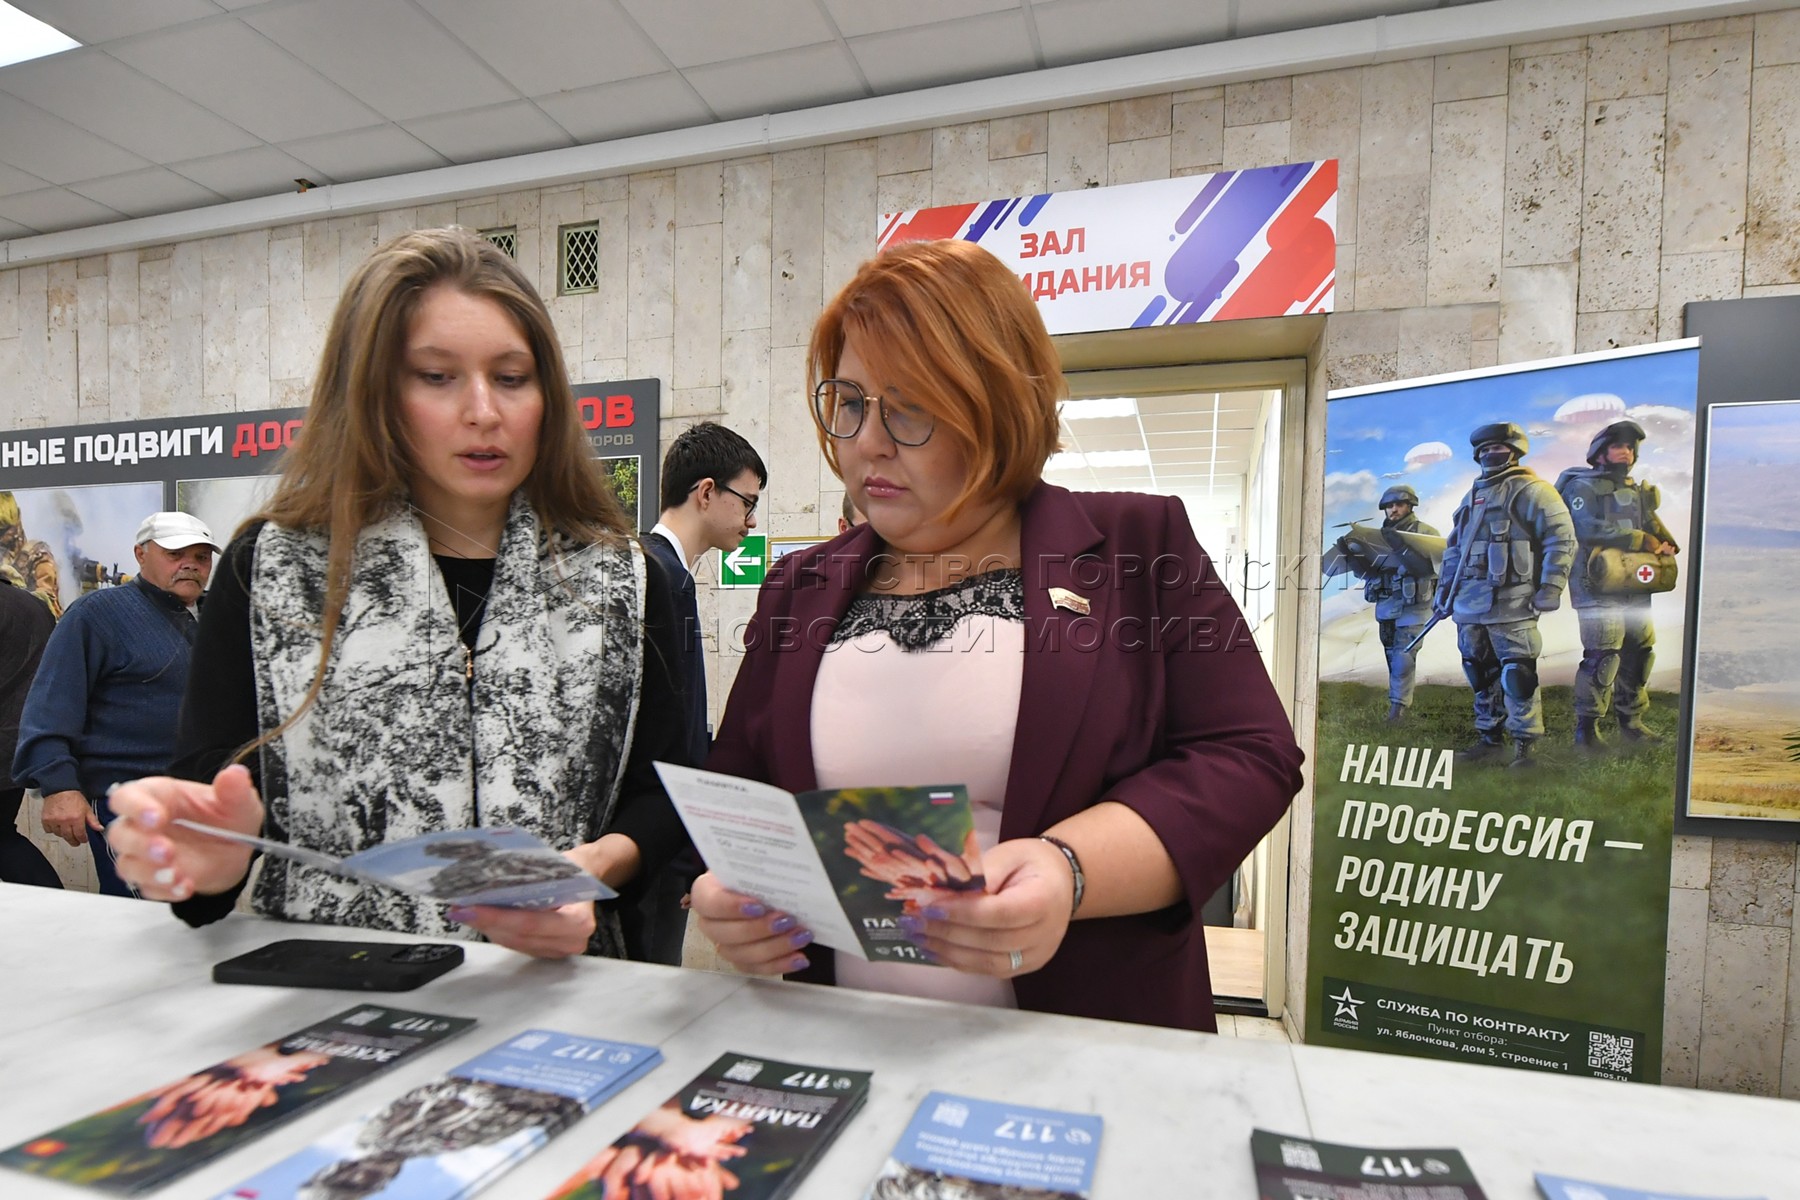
[811,379,935,447]
[715,481,759,518]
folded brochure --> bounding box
[214,1030,662,1200]
[546,1051,871,1200]
[0,1005,475,1195]
[1251,1130,1488,1200]
[654,762,981,963]
[175,821,616,909]
[864,1090,1102,1199]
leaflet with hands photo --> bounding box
[653,763,982,964]
[173,821,616,909]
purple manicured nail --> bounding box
[922,905,949,921]
[786,954,809,972]
[789,929,813,948]
[897,915,923,935]
[740,900,768,918]
[149,842,171,865]
[769,914,796,934]
[135,808,162,829]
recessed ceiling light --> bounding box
[0,3,79,69]
[1060,397,1138,420]
[1045,449,1152,471]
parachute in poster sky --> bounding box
[1402,441,1452,469]
[1554,392,1627,424]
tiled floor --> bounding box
[1217,1014,1293,1041]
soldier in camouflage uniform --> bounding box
[1555,419,1677,750]
[1434,423,1576,768]
[0,492,61,619]
[1334,483,1440,723]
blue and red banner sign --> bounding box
[879,160,1336,335]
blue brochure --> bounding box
[863,1090,1102,1199]
[215,1031,661,1200]
[1537,1173,1766,1200]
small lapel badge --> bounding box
[1048,586,1090,616]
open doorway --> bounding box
[1056,360,1308,1017]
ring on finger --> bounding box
[1008,948,1024,972]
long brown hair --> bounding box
[807,239,1063,521]
[243,226,628,758]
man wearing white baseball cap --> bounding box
[13,511,218,895]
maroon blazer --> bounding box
[705,482,1304,1031]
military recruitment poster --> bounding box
[1306,341,1700,1082]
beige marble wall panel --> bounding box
[1361,60,1434,179]
[1580,95,1666,313]
[1514,36,1587,57]
[1589,27,1669,101]
[169,314,202,418]
[0,270,16,342]
[108,325,140,421]
[336,219,378,283]
[1709,838,1797,927]
[674,222,723,390]
[876,168,933,216]
[1397,305,1474,378]
[1292,68,1361,247]
[1788,902,1800,1098]
[235,306,270,411]
[989,113,1046,159]
[267,236,308,383]
[774,146,824,182]
[1470,337,1497,366]
[1323,308,1399,388]
[764,342,815,516]
[770,172,824,350]
[671,386,722,418]
[1745,63,1800,286]
[456,197,499,231]
[1435,47,1508,102]
[1499,261,1578,362]
[676,163,724,229]
[628,173,676,350]
[1048,103,1109,191]
[1671,834,1715,890]
[720,325,771,462]
[498,189,540,276]
[823,141,877,296]
[1505,51,1587,267]
[105,252,138,327]
[627,335,672,390]
[1172,95,1224,173]
[933,121,989,204]
[1742,281,1800,297]
[723,158,773,333]
[1699,919,1791,1094]
[1658,250,1743,339]
[1355,176,1429,310]
[1222,122,1290,170]
[300,220,336,306]
[1665,34,1751,256]
[1757,7,1800,67]
[586,176,628,206]
[1335,242,1356,311]
[1109,135,1171,184]
[45,260,77,426]
[1226,78,1291,126]
[374,208,415,246]
[76,272,108,416]
[170,242,202,320]
[1673,16,1753,41]
[1428,97,1505,305]
[415,200,458,230]
[137,258,171,418]
[1663,885,1708,1086]
[877,129,932,174]
[1110,95,1171,142]
[1576,308,1658,352]
[13,266,46,425]
[988,152,1047,199]
[0,336,18,425]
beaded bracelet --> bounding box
[1038,834,1085,917]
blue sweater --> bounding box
[12,576,197,798]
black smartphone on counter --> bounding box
[213,938,464,991]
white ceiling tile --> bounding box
[850,11,1035,94]
[112,20,383,143]
[536,73,714,144]
[684,43,866,122]
[8,0,224,45]
[1032,0,1232,67]
[0,49,259,162]
[67,167,226,217]
[279,124,450,184]
[618,0,837,68]
[402,101,576,164]
[823,0,1021,39]
[0,92,149,184]
[0,215,34,238]
[420,0,667,96]
[245,0,516,122]
[170,144,330,201]
[1235,0,1435,39]
[0,160,51,198]
[0,186,126,234]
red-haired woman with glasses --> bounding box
[689,239,1304,1032]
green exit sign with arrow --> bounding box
[718,534,767,588]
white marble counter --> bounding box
[1,886,1794,1199]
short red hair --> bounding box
[807,239,1063,520]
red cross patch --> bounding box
[1636,564,1657,583]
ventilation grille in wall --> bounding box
[480,226,517,258]
[559,223,599,294]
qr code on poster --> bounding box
[1587,1031,1635,1074]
